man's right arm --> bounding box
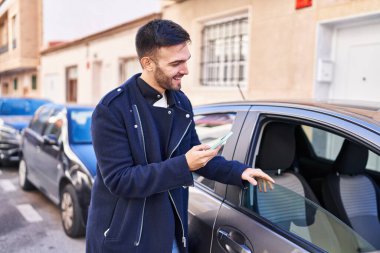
[91,104,193,198]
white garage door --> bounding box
[329,20,380,102]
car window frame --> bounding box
[193,104,250,199]
[224,105,380,252]
[28,105,54,135]
[42,108,64,141]
[227,106,380,202]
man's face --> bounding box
[152,43,191,91]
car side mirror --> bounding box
[43,134,59,146]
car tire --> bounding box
[18,159,35,191]
[60,184,85,238]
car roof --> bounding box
[195,99,380,131]
[41,103,94,111]
[0,97,50,102]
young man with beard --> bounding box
[86,19,275,253]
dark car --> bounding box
[0,97,50,164]
[18,103,95,238]
[189,101,380,253]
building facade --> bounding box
[40,13,160,105]
[39,0,380,106]
[161,0,380,105]
[0,0,42,97]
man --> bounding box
[86,19,274,253]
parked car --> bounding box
[189,101,380,253]
[0,97,50,165]
[19,103,95,238]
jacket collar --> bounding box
[136,77,175,107]
[124,73,192,159]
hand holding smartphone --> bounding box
[209,131,233,150]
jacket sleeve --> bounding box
[91,104,193,198]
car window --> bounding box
[242,184,376,253]
[302,125,380,173]
[366,150,380,173]
[244,119,380,252]
[44,113,63,139]
[194,112,236,190]
[68,109,93,144]
[302,125,344,161]
[29,106,52,134]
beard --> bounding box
[154,65,182,91]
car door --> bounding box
[39,108,64,203]
[22,105,52,186]
[210,107,379,253]
[189,105,250,253]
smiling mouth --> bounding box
[173,76,182,80]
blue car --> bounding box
[0,97,50,164]
[19,103,95,238]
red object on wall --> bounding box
[295,0,312,9]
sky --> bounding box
[43,0,161,45]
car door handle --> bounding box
[217,230,252,253]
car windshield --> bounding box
[243,184,377,253]
[0,99,49,115]
[68,109,93,144]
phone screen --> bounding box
[210,131,233,150]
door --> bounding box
[189,105,249,252]
[23,105,52,185]
[92,61,102,103]
[330,20,380,102]
[211,108,378,253]
[39,110,63,202]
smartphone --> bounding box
[210,131,233,150]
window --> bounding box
[13,78,17,90]
[241,121,376,252]
[1,82,9,95]
[366,150,380,173]
[44,116,63,139]
[68,109,93,144]
[119,57,140,83]
[29,106,52,134]
[11,15,16,49]
[31,75,37,90]
[200,15,248,87]
[0,11,8,54]
[66,66,78,103]
[302,125,344,161]
[193,112,236,190]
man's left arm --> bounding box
[185,97,274,190]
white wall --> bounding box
[41,27,142,105]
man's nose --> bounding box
[180,62,189,75]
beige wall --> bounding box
[41,27,143,105]
[162,0,380,105]
[0,0,41,97]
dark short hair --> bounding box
[135,19,191,59]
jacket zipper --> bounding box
[167,119,192,248]
[132,104,192,248]
[168,120,192,159]
[133,105,148,246]
[168,191,187,248]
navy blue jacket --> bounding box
[86,74,247,253]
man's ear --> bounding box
[140,57,155,72]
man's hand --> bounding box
[185,144,220,171]
[241,168,275,192]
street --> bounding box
[0,165,85,253]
